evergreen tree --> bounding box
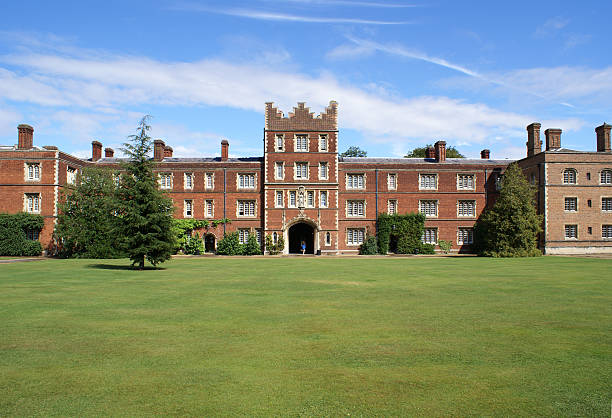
[474,163,542,257]
[116,116,176,269]
[340,146,367,157]
[405,144,464,158]
[55,167,123,258]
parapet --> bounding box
[265,101,338,131]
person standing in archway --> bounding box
[301,241,306,255]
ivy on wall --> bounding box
[0,212,44,256]
[376,213,435,255]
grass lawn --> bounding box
[1,257,610,416]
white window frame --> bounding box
[457,200,476,217]
[205,173,214,190]
[564,224,578,240]
[457,174,475,191]
[184,172,194,190]
[307,191,315,208]
[275,190,284,208]
[294,162,309,180]
[184,200,193,218]
[564,197,578,212]
[419,173,437,190]
[346,200,365,217]
[325,232,332,246]
[320,191,328,208]
[347,228,365,246]
[346,173,365,189]
[288,191,297,208]
[205,199,214,218]
[275,162,284,180]
[319,162,328,180]
[238,173,256,189]
[25,193,40,213]
[601,170,612,184]
[602,225,612,239]
[237,200,256,217]
[319,134,328,152]
[563,169,577,184]
[422,228,438,244]
[457,228,473,245]
[602,197,612,212]
[388,199,398,215]
[159,173,173,190]
[26,162,41,181]
[275,134,284,152]
[238,229,249,244]
[294,134,308,152]
[67,167,77,185]
[387,173,397,190]
[419,200,438,217]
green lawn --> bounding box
[1,257,610,416]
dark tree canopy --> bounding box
[474,163,542,257]
[405,145,465,158]
[340,146,368,157]
[115,116,176,269]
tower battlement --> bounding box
[265,101,338,131]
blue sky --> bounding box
[0,0,610,160]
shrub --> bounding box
[216,232,243,255]
[265,234,285,255]
[244,233,262,255]
[359,235,378,255]
[377,212,427,254]
[183,232,204,255]
[0,213,44,256]
[438,240,452,254]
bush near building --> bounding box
[0,212,44,256]
[377,213,435,255]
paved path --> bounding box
[0,258,46,264]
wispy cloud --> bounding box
[273,0,420,8]
[169,4,412,25]
[534,17,570,38]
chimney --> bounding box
[526,122,542,157]
[545,128,562,151]
[221,139,229,161]
[164,146,173,158]
[92,141,102,161]
[434,140,446,162]
[425,146,435,159]
[17,124,34,150]
[481,149,490,159]
[104,147,114,158]
[595,123,611,152]
[153,139,165,161]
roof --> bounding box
[95,157,263,163]
[340,157,514,165]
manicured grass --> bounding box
[1,257,610,416]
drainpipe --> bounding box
[375,169,379,234]
[223,168,227,236]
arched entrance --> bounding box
[288,222,315,254]
[204,234,216,253]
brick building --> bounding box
[517,122,612,254]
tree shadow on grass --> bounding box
[87,264,166,271]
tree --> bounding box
[473,163,542,257]
[340,146,367,157]
[405,145,465,158]
[115,116,177,269]
[55,167,123,258]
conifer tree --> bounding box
[115,116,176,269]
[474,162,542,257]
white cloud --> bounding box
[271,0,419,7]
[534,17,570,38]
[0,105,21,137]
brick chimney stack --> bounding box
[153,139,165,161]
[164,146,173,158]
[104,147,114,158]
[17,124,34,150]
[92,141,102,161]
[434,140,446,162]
[425,146,435,159]
[481,149,490,159]
[221,139,229,161]
[545,128,562,151]
[526,122,542,157]
[595,123,611,152]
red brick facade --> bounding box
[8,101,609,255]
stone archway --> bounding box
[288,222,315,254]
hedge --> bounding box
[0,212,44,256]
[376,212,434,255]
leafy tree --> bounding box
[340,146,367,157]
[474,163,542,257]
[359,235,378,255]
[115,116,177,269]
[405,144,465,158]
[244,233,262,255]
[265,234,285,255]
[216,232,242,255]
[55,167,123,258]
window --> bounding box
[256,229,262,244]
[565,224,577,239]
[601,170,612,184]
[347,200,365,217]
[457,200,476,217]
[388,173,397,190]
[563,169,577,184]
[319,162,328,180]
[295,134,308,151]
[495,174,503,191]
[419,200,438,217]
[603,225,612,239]
[588,199,592,208]
[564,197,577,212]
[275,134,284,151]
[602,197,612,211]
[275,191,284,208]
[275,162,284,180]
[238,173,256,189]
[325,232,331,246]
[307,191,314,207]
[587,172,591,180]
[205,173,214,189]
[530,173,536,185]
[347,228,365,245]
[295,163,308,179]
[347,174,365,189]
[26,163,40,181]
[272,232,278,244]
[457,174,475,190]
[388,199,397,215]
[238,229,249,244]
[184,200,193,217]
[319,134,327,151]
[237,200,256,217]
[588,226,592,235]
[422,228,437,244]
[159,173,172,189]
[25,193,40,213]
[184,173,193,189]
[26,229,39,241]
[67,167,77,185]
[320,191,328,208]
[289,191,297,207]
[205,200,214,217]
[457,228,473,245]
[420,174,437,190]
